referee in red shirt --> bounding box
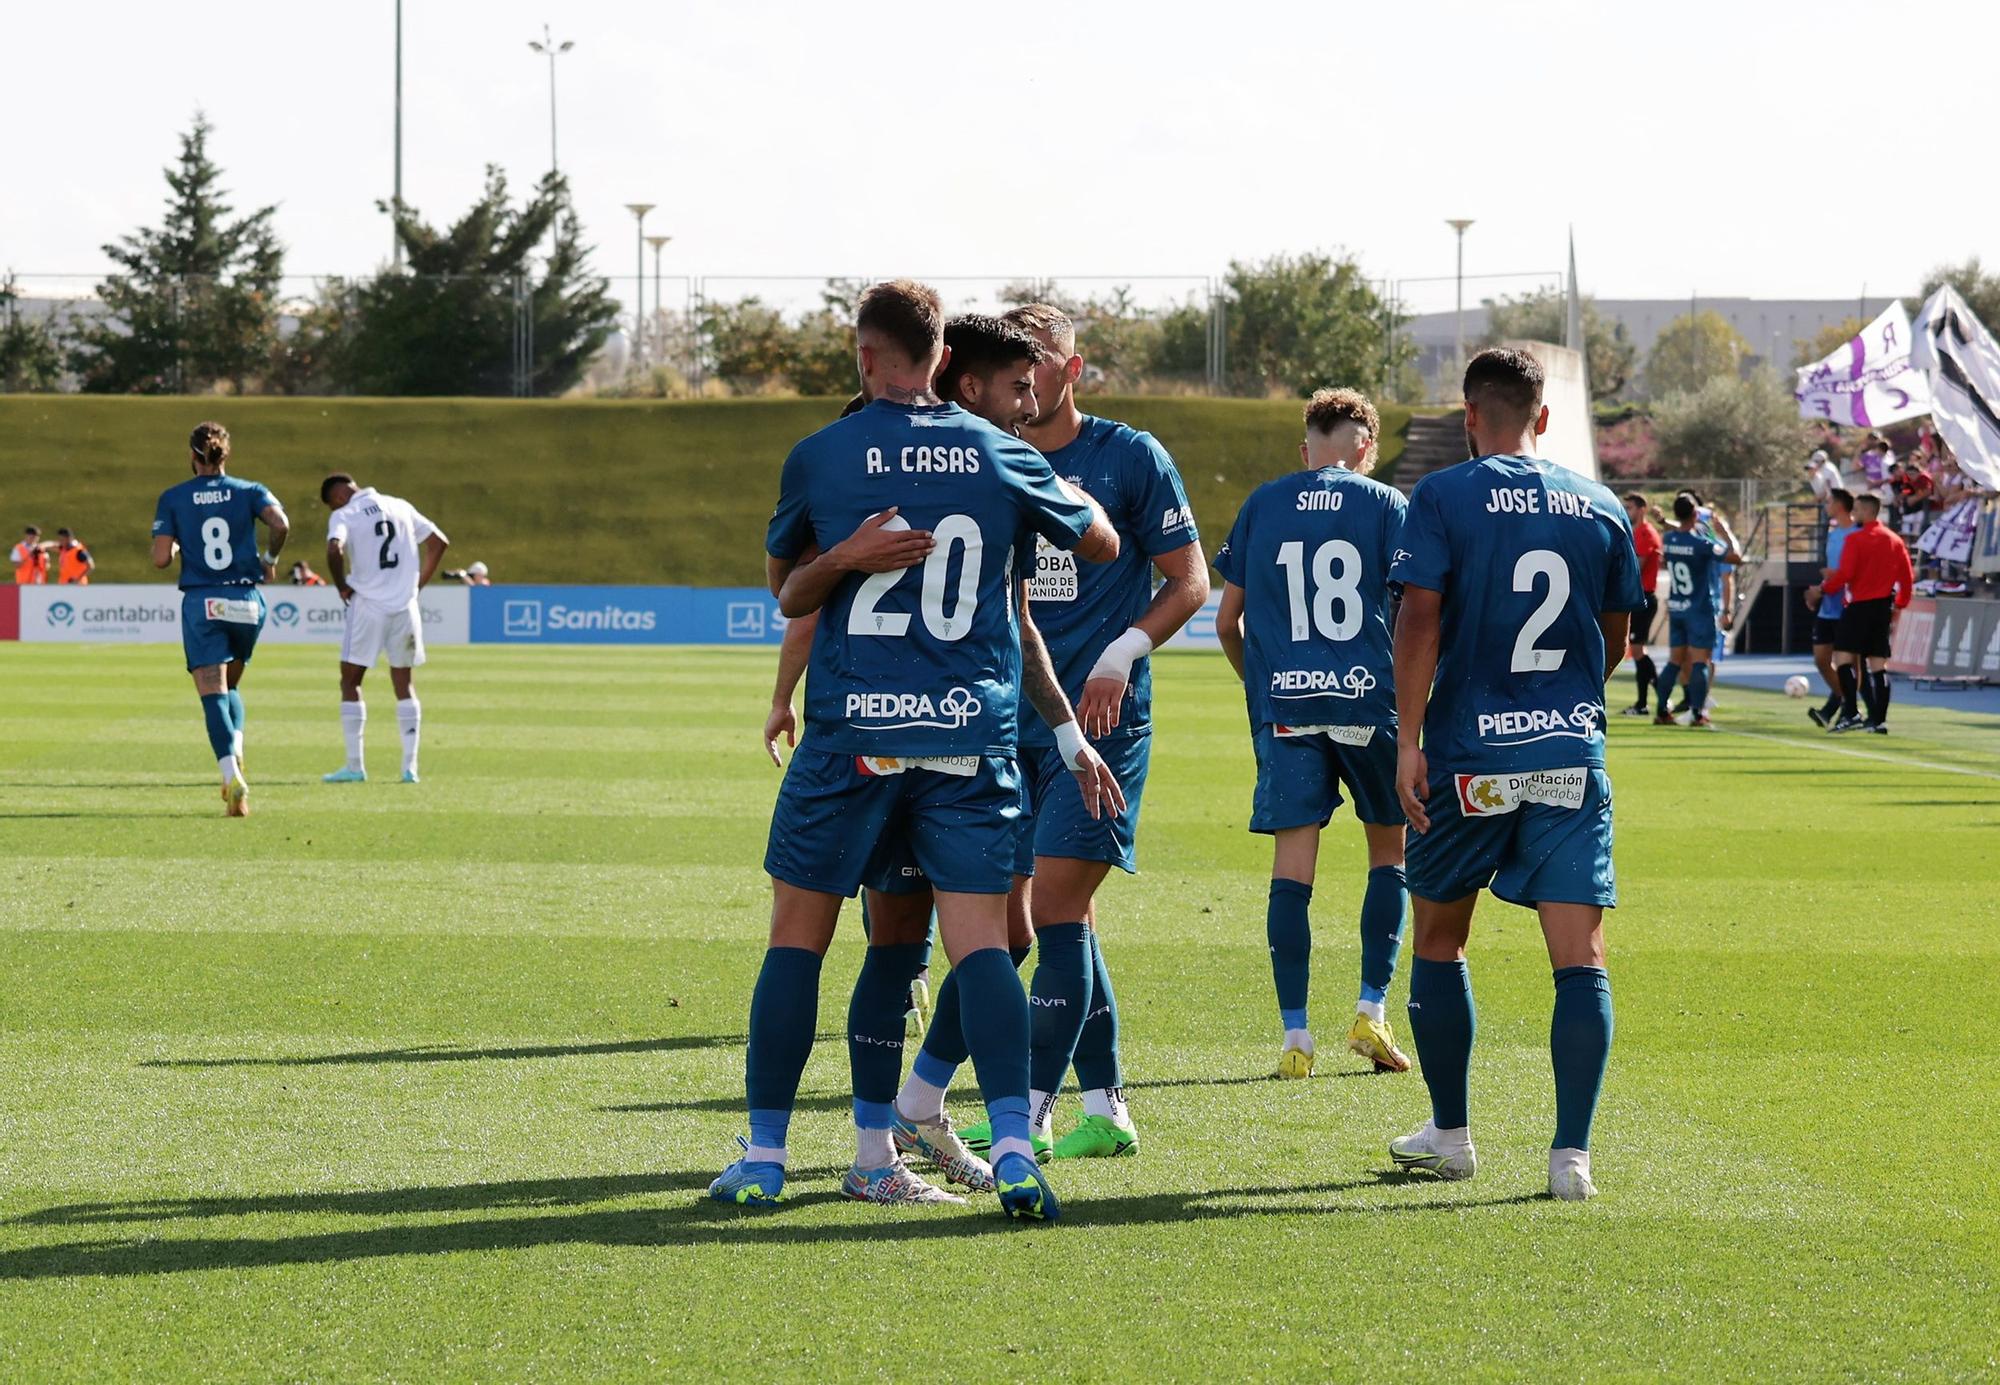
[1808,493,1914,733]
[1619,493,1665,715]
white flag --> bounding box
[1795,301,1931,427]
[1912,285,2000,492]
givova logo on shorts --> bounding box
[845,686,983,730]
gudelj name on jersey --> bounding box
[1477,702,1604,745]
[845,687,983,730]
[1485,487,1598,518]
[862,446,982,475]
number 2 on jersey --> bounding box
[1510,548,1570,672]
[847,513,981,642]
[375,519,400,569]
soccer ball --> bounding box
[1784,675,1810,698]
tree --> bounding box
[1215,252,1402,398]
[1650,367,1809,478]
[699,297,793,393]
[1792,316,1864,369]
[0,274,65,392]
[327,168,617,396]
[70,113,283,393]
[1920,257,2000,328]
[1643,310,1751,398]
[1484,287,1636,400]
[782,280,863,396]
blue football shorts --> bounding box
[1011,732,1150,875]
[1405,765,1616,909]
[766,749,1022,897]
[1249,723,1403,833]
[180,586,266,672]
[1667,610,1716,651]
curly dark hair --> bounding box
[1303,387,1379,441]
[1463,347,1544,418]
[189,420,231,467]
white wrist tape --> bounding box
[1054,720,1092,771]
[1088,627,1154,685]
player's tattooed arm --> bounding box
[1215,581,1247,681]
[1392,585,1443,834]
[1598,610,1631,682]
[765,611,815,766]
[776,511,935,619]
[1019,595,1075,733]
[259,504,289,561]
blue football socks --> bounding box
[847,941,925,1129]
[1028,923,1091,1096]
[1550,966,1614,1150]
[1267,878,1312,1033]
[199,692,236,761]
[1071,929,1123,1092]
[1654,661,1681,711]
[1686,662,1711,717]
[744,946,823,1159]
[952,947,1032,1151]
[1358,866,1407,1008]
[1407,956,1476,1129]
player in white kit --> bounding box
[319,473,451,784]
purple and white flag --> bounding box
[1912,285,2000,492]
[1917,498,1980,563]
[1795,301,1932,428]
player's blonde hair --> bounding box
[1002,303,1076,357]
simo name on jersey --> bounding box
[864,446,982,475]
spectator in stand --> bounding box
[54,528,93,584]
[1893,456,1935,541]
[12,527,55,584]
[445,561,491,586]
[1808,493,1913,734]
[1805,446,1841,508]
[1619,493,1665,717]
[1857,432,1894,495]
[289,560,328,586]
[1805,488,1855,728]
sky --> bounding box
[9,0,1997,319]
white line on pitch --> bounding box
[1711,726,2000,782]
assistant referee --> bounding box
[1812,493,1914,733]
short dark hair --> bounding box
[935,314,1046,403]
[1304,387,1379,440]
[1622,492,1648,510]
[23,525,39,536]
[1462,347,1544,420]
[1829,487,1855,510]
[190,420,231,467]
[838,392,868,419]
[320,472,356,504]
[56,527,72,538]
[1672,495,1697,523]
[855,279,944,364]
[1855,492,1883,513]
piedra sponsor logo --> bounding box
[844,686,983,731]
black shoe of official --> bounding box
[1670,701,1690,717]
[1829,716,1867,734]
[1867,723,1889,735]
[1807,706,1829,728]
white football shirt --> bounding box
[328,487,439,608]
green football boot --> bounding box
[1051,1113,1139,1159]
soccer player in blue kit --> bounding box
[150,421,290,817]
[1387,349,1645,1201]
[937,302,1208,1163]
[1652,494,1743,729]
[1215,389,1412,1079]
[709,282,1118,1220]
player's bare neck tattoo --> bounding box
[879,383,942,406]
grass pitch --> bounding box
[0,643,1995,1380]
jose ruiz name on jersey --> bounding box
[1485,486,1600,519]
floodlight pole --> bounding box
[646,234,672,373]
[627,204,656,373]
[1447,219,1475,384]
[393,0,403,269]
[528,25,574,176]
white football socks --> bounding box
[1082,1086,1133,1129]
[1283,1026,1314,1054]
[341,701,366,771]
[856,1125,894,1169]
[1356,998,1387,1024]
[744,1143,787,1167]
[992,1135,1036,1164]
[396,697,421,775]
[897,1072,948,1124]
[1029,1089,1058,1141]
[217,754,239,787]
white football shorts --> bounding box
[340,597,426,668]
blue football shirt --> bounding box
[1819,526,1852,619]
[1389,455,1645,774]
[152,475,279,589]
[1019,416,1197,747]
[1216,466,1405,730]
[1662,527,1728,624]
[767,400,1095,758]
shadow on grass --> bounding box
[142,1034,745,1070]
[603,1070,1375,1116]
[0,1173,1543,1278]
[0,812,209,821]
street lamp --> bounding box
[645,234,672,375]
[626,204,656,372]
[527,26,575,178]
[392,0,404,269]
[1446,219,1475,385]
